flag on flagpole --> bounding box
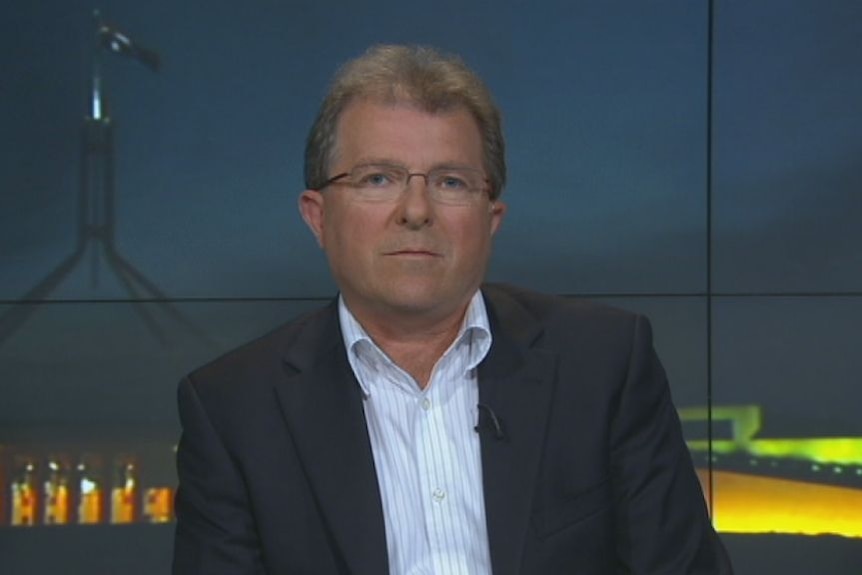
[98,23,160,71]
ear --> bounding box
[488,200,506,237]
[298,190,325,247]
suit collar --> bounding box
[279,298,342,372]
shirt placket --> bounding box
[416,357,476,574]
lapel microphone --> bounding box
[475,403,505,440]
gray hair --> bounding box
[304,44,506,200]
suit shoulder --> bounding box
[185,302,333,394]
[483,283,638,327]
[481,283,651,360]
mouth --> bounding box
[387,250,439,256]
[383,248,442,258]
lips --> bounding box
[384,249,441,257]
[381,242,444,257]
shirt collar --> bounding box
[338,291,492,396]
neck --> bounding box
[346,299,471,389]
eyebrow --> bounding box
[350,159,404,170]
[351,158,480,171]
[350,157,401,167]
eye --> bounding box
[358,172,391,187]
[354,165,402,188]
[436,173,470,190]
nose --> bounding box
[396,173,433,228]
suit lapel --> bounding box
[479,288,559,575]
[273,304,388,574]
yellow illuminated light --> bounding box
[143,487,174,523]
[682,405,862,539]
[697,470,862,538]
[111,462,137,524]
[680,406,862,466]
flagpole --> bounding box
[0,10,217,351]
[91,10,104,120]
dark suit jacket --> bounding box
[173,284,732,574]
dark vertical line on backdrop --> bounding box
[705,0,716,520]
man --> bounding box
[173,45,732,574]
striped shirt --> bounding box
[338,291,493,575]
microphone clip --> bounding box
[475,403,505,440]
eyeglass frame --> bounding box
[313,162,492,206]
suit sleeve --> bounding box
[172,376,266,575]
[610,315,733,574]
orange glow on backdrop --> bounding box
[697,469,862,538]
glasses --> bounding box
[317,163,490,206]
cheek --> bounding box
[322,205,380,256]
[449,215,495,258]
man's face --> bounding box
[299,99,506,325]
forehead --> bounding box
[333,99,483,166]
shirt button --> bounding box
[421,398,432,411]
[432,488,446,503]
